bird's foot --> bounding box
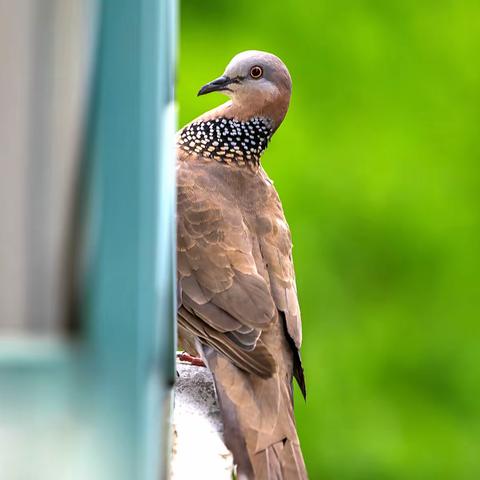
[176,351,206,367]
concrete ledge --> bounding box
[171,361,234,479]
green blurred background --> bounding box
[177,1,480,478]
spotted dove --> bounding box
[177,50,307,479]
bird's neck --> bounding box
[178,114,273,168]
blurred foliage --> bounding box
[178,1,480,478]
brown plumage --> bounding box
[177,50,307,479]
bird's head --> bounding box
[198,50,292,129]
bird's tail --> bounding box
[248,430,307,480]
[203,347,308,479]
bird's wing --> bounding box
[258,209,302,349]
[177,161,277,378]
[255,178,306,396]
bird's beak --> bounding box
[197,75,237,96]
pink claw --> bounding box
[177,352,206,367]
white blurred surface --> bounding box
[172,361,234,480]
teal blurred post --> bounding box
[85,0,177,479]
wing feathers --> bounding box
[178,306,275,378]
[177,161,304,388]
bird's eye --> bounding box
[249,66,263,79]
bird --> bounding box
[176,50,307,479]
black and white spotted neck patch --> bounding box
[178,117,273,166]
